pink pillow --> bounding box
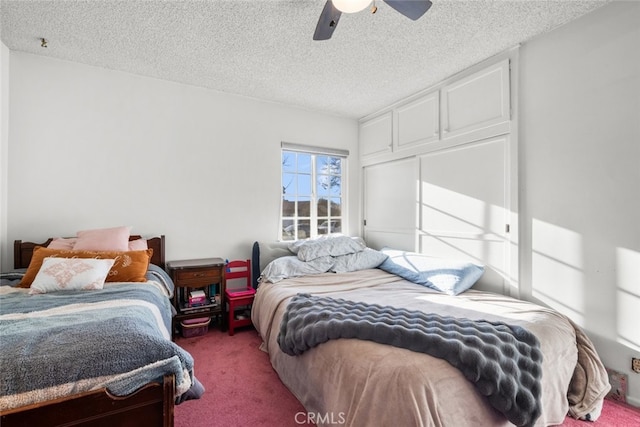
[48,237,78,250]
[73,226,132,251]
[49,236,146,251]
[128,238,148,251]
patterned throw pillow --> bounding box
[19,247,153,288]
[29,257,116,294]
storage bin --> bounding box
[181,317,211,338]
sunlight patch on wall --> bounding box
[531,219,584,324]
[616,247,640,351]
[421,181,497,235]
[420,181,507,294]
[417,138,510,295]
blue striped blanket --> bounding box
[0,280,202,411]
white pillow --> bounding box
[29,257,116,294]
[296,236,365,262]
[260,256,335,283]
[288,235,366,254]
[331,248,388,273]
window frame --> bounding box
[280,143,348,241]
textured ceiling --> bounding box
[0,0,610,119]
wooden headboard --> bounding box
[13,235,166,270]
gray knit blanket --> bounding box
[278,293,543,427]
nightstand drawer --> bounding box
[175,268,221,285]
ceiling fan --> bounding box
[313,0,433,41]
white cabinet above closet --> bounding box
[397,91,439,151]
[359,58,511,165]
[441,59,510,143]
[359,111,393,158]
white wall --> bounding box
[0,41,9,270]
[2,53,358,267]
[519,1,640,405]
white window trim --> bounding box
[280,142,348,241]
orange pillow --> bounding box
[19,247,153,288]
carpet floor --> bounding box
[175,327,640,427]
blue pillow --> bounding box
[378,248,484,295]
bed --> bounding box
[0,234,203,427]
[250,238,611,427]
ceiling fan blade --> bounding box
[313,0,342,40]
[384,0,432,21]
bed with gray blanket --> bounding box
[0,235,203,427]
[251,238,611,427]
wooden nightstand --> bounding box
[167,258,226,338]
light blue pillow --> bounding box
[378,248,484,295]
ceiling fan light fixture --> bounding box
[332,0,371,14]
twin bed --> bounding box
[0,235,202,426]
[251,238,611,427]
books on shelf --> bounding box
[180,297,219,313]
[189,290,207,305]
[180,303,218,314]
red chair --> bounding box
[224,259,255,336]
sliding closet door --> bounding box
[363,158,418,251]
[419,136,513,294]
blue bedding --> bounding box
[0,270,203,411]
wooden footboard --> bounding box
[0,374,175,427]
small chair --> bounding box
[224,259,255,336]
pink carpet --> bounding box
[175,327,640,427]
[175,327,310,427]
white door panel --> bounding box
[397,91,439,150]
[363,158,418,245]
[419,137,510,293]
[360,112,393,158]
[441,59,510,140]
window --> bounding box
[281,144,347,241]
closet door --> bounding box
[419,136,512,294]
[363,158,418,251]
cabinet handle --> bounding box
[194,273,205,277]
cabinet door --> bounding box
[359,112,393,158]
[396,91,439,150]
[441,59,510,142]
